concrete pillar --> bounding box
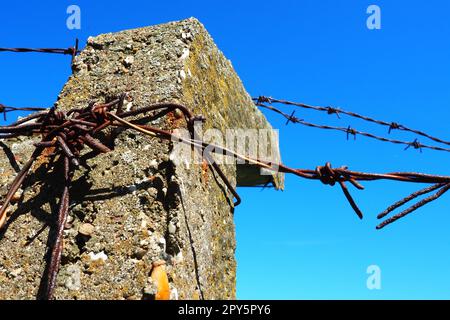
[0,18,283,299]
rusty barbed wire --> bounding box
[106,113,450,228]
[255,101,450,153]
[0,39,80,67]
[0,47,77,55]
[2,95,450,299]
[1,37,449,299]
[0,104,49,122]
[2,97,450,227]
[254,96,450,148]
[0,95,238,299]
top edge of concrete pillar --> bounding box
[64,17,284,190]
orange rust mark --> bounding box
[150,260,170,300]
[33,145,56,170]
[0,210,8,228]
[10,190,21,203]
[201,159,209,185]
[166,110,184,130]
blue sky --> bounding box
[1,0,450,299]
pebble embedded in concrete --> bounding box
[78,223,95,237]
[168,222,177,234]
[88,251,108,262]
[64,265,81,291]
[10,268,22,278]
[149,159,158,169]
[123,55,134,67]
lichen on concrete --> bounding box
[0,18,283,299]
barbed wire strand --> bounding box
[0,39,79,57]
[2,39,450,298]
[254,96,450,147]
[105,111,450,229]
[256,102,450,153]
[377,183,445,219]
[0,39,80,72]
[376,183,450,229]
[1,99,450,234]
[0,105,49,122]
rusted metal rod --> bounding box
[43,156,71,300]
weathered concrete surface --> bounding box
[0,18,283,299]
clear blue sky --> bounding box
[1,0,450,299]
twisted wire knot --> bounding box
[64,46,77,56]
[285,110,299,125]
[405,138,422,152]
[326,106,340,118]
[188,114,206,127]
[315,162,343,186]
[92,104,109,119]
[346,126,357,140]
[54,111,66,122]
[256,96,272,104]
[388,122,400,133]
[411,139,421,149]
